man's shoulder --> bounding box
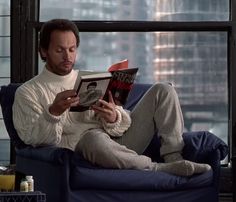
[16,75,43,97]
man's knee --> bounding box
[151,82,177,98]
[75,130,119,166]
[75,130,110,155]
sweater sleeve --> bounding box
[101,105,131,137]
[12,86,63,147]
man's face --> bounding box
[87,85,96,91]
[41,30,77,76]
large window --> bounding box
[0,0,10,165]
[38,0,229,163]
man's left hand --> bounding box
[91,91,117,123]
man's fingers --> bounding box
[68,96,80,107]
[97,99,107,106]
[108,91,115,104]
[93,91,114,107]
[54,90,78,108]
[61,90,77,100]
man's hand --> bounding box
[49,90,79,116]
[91,91,117,123]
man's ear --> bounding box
[39,47,47,61]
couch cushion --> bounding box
[70,154,213,191]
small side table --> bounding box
[0,191,46,202]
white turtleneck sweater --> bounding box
[12,67,131,150]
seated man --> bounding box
[12,18,211,176]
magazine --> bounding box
[70,59,138,111]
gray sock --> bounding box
[152,160,211,176]
[163,152,183,163]
[192,161,212,174]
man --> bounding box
[13,19,211,176]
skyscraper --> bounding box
[153,0,228,135]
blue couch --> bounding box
[0,83,228,202]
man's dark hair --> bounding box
[39,19,80,61]
[87,82,97,89]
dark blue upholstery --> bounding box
[0,83,228,202]
[0,83,27,149]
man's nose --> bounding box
[63,50,70,59]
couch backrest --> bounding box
[0,83,28,149]
[124,83,152,110]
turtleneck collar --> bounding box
[40,66,77,83]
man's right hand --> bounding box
[49,90,79,116]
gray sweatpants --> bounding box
[75,83,185,170]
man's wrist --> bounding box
[44,104,61,123]
[49,105,61,116]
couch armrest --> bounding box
[182,131,228,188]
[16,146,74,165]
[182,131,228,163]
[15,146,73,202]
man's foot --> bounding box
[163,152,183,163]
[152,160,211,176]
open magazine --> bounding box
[70,59,138,112]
